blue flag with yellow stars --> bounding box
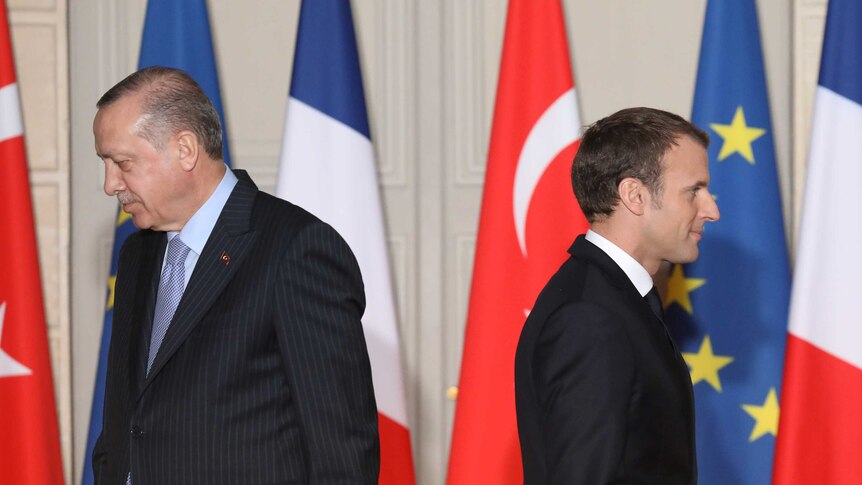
[664,0,790,483]
[81,1,231,483]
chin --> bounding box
[672,249,699,265]
[683,249,700,263]
[129,216,152,230]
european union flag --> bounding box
[81,1,231,483]
[665,1,790,483]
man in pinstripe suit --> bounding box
[92,66,379,484]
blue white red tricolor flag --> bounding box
[0,0,65,482]
[276,1,415,483]
[774,1,862,483]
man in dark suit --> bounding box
[92,66,379,484]
[515,107,720,484]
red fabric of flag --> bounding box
[0,0,65,483]
[447,0,588,482]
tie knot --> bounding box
[165,236,191,266]
[645,287,664,319]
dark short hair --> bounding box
[97,66,223,160]
[571,107,708,222]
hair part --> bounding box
[97,66,224,160]
[571,107,709,222]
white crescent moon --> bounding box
[513,88,580,256]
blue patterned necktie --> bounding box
[147,236,191,374]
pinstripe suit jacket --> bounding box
[93,170,380,485]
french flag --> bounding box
[773,0,862,483]
[275,1,415,484]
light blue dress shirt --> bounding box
[162,166,238,288]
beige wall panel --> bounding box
[32,183,60,327]
[208,0,297,189]
[566,1,704,121]
[12,23,57,171]
[758,0,793,244]
[355,0,412,187]
[8,0,54,10]
[446,1,502,187]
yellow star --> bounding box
[682,335,734,392]
[106,275,117,310]
[664,264,706,314]
[742,388,780,442]
[710,106,765,164]
[117,208,132,226]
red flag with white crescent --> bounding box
[0,0,65,483]
[447,0,588,482]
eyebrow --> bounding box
[685,180,710,191]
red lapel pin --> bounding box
[219,250,230,265]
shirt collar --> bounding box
[585,229,653,297]
[172,167,238,256]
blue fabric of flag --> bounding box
[289,0,370,138]
[81,1,230,483]
[818,0,862,105]
[665,0,790,483]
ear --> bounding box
[617,177,647,216]
[175,130,199,172]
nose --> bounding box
[702,192,720,222]
[103,162,125,196]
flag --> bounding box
[773,1,862,483]
[446,0,587,482]
[0,0,65,482]
[81,1,232,483]
[275,1,415,483]
[664,1,789,483]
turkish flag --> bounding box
[446,0,588,483]
[0,0,65,483]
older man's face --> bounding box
[94,95,187,231]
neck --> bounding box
[590,220,660,276]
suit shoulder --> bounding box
[517,257,632,365]
[251,191,351,249]
[253,191,319,226]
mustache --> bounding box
[116,193,137,205]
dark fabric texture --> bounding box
[93,170,380,485]
[515,235,696,484]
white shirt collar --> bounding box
[585,229,653,297]
[170,166,238,255]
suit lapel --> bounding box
[142,173,259,386]
[569,236,683,356]
[570,235,696,420]
[131,230,166,398]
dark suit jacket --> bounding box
[93,170,379,484]
[515,235,696,484]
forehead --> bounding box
[661,136,709,182]
[94,95,145,152]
